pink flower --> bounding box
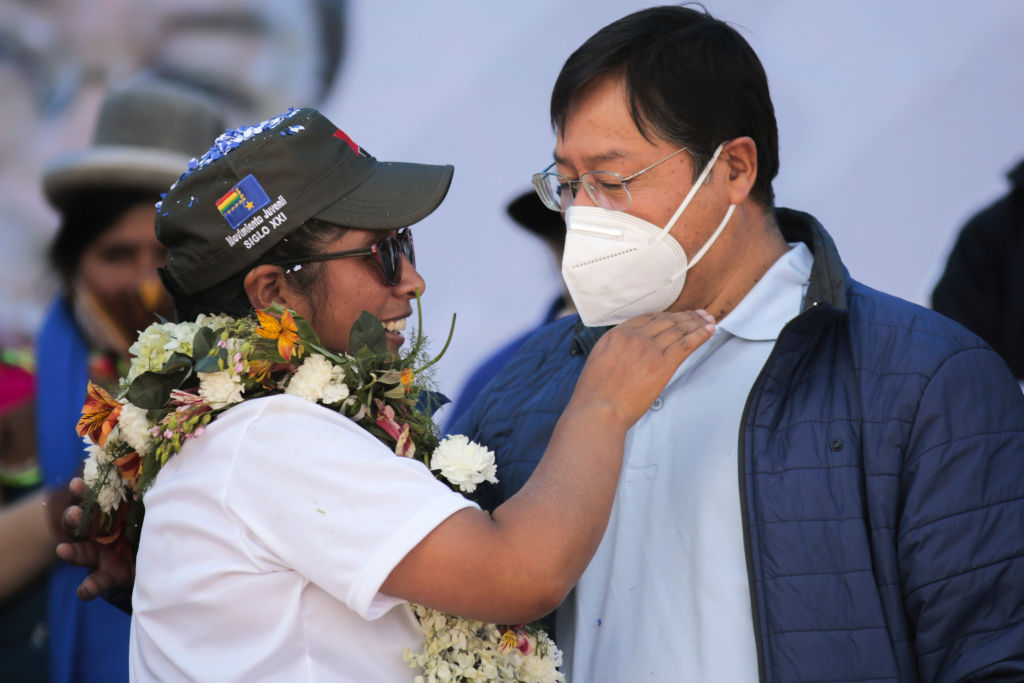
[394,422,415,458]
[375,399,415,458]
[375,400,401,439]
[498,627,534,656]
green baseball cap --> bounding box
[156,107,453,296]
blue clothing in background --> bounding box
[444,296,566,433]
[36,297,130,683]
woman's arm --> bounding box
[0,490,60,601]
[381,309,714,623]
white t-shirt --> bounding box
[129,394,476,682]
[558,243,813,682]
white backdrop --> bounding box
[322,1,1024,406]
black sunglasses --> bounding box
[271,229,415,286]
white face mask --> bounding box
[561,142,735,327]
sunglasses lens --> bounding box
[376,230,414,285]
[399,230,415,267]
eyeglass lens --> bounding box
[534,172,632,212]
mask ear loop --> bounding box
[686,203,735,271]
[657,141,727,240]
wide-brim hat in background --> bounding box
[506,190,565,244]
[157,107,454,296]
[42,77,227,212]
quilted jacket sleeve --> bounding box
[899,344,1024,682]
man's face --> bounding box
[553,73,735,313]
[289,229,427,355]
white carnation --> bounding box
[83,454,100,486]
[198,370,244,409]
[82,437,115,467]
[520,652,563,683]
[285,354,333,402]
[95,468,127,514]
[429,435,498,493]
[118,402,153,453]
[321,379,350,405]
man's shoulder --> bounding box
[842,279,997,372]
[490,315,582,380]
[848,281,985,343]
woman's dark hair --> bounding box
[49,188,157,288]
[167,218,347,320]
[550,4,779,207]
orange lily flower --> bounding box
[77,382,122,447]
[115,451,143,484]
[255,309,301,360]
[400,368,414,388]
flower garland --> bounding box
[75,304,563,682]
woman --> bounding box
[72,106,714,680]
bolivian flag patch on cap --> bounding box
[216,174,271,229]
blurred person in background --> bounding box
[0,78,225,683]
[444,190,575,429]
[0,355,44,681]
[932,157,1024,388]
[0,0,347,351]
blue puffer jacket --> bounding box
[451,208,1024,682]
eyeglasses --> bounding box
[532,147,688,212]
[270,229,415,286]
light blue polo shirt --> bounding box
[558,242,813,682]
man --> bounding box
[452,6,1024,682]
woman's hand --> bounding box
[56,477,135,604]
[572,309,716,427]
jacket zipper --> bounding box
[738,303,821,683]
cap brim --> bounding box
[43,146,191,208]
[314,161,454,230]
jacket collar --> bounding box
[570,207,850,355]
[774,207,848,313]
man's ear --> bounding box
[721,136,758,205]
[244,264,304,312]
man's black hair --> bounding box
[550,4,779,207]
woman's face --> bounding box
[288,228,426,354]
[78,202,166,299]
[75,201,173,351]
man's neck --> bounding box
[695,206,789,322]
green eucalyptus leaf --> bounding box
[192,327,218,361]
[349,311,387,356]
[161,353,194,374]
[127,368,190,409]
[294,316,318,344]
[194,354,223,373]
